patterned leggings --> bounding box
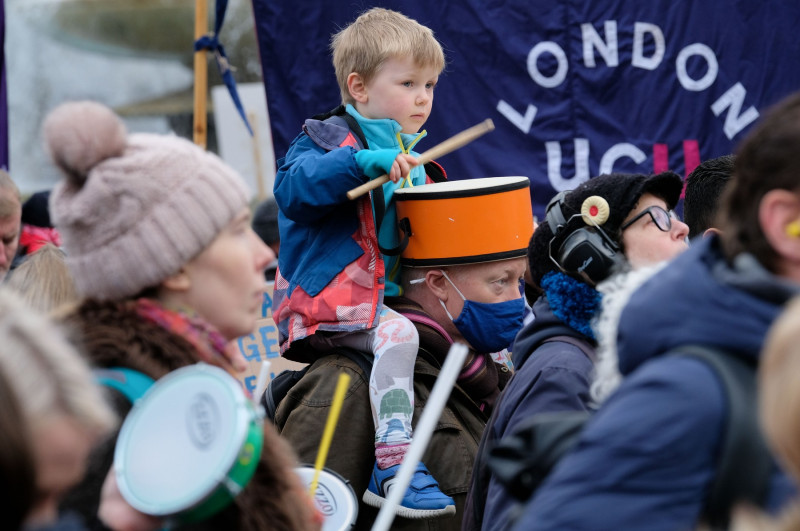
[307,306,419,468]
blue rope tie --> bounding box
[194,0,253,136]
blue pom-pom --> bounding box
[540,271,602,339]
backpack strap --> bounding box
[337,346,374,376]
[668,345,772,529]
[376,211,411,257]
[261,364,311,422]
[488,409,591,502]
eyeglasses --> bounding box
[620,205,677,233]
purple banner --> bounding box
[0,0,7,171]
[252,1,800,217]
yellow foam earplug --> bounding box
[581,196,610,226]
[786,221,800,238]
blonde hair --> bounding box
[331,7,445,105]
[759,296,800,483]
[0,170,20,218]
[6,244,78,314]
[0,288,116,437]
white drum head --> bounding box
[394,175,528,196]
[295,466,358,531]
[115,364,253,516]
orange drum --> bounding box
[394,176,533,266]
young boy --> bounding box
[272,7,455,519]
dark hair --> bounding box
[21,190,52,228]
[684,155,734,238]
[718,92,800,271]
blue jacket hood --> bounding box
[617,236,798,376]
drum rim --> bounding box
[401,248,528,267]
[295,464,355,487]
[295,465,358,529]
[114,363,256,516]
[394,176,529,200]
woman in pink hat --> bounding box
[45,101,321,531]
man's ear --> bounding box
[702,227,722,238]
[160,268,191,292]
[424,269,449,301]
[347,72,368,104]
[760,189,800,262]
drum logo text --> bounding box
[313,483,338,516]
[187,393,219,450]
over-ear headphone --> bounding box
[544,191,626,286]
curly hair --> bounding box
[61,299,321,531]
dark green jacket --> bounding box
[275,299,508,530]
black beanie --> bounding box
[21,190,52,228]
[529,171,683,286]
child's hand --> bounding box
[387,153,421,183]
[355,149,420,183]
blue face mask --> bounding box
[438,271,525,353]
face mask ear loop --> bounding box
[439,299,455,320]
[440,270,467,301]
[437,270,466,321]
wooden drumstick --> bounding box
[346,118,495,200]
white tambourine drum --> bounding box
[295,465,358,531]
[114,363,263,524]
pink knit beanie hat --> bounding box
[44,101,251,301]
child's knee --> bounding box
[386,315,418,344]
[374,314,419,352]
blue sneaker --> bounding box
[363,461,456,519]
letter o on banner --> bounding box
[528,41,568,88]
[675,43,719,92]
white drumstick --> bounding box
[371,342,469,531]
[253,360,271,407]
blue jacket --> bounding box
[274,119,366,298]
[273,107,435,356]
[463,295,595,531]
[274,105,426,299]
[514,236,798,530]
